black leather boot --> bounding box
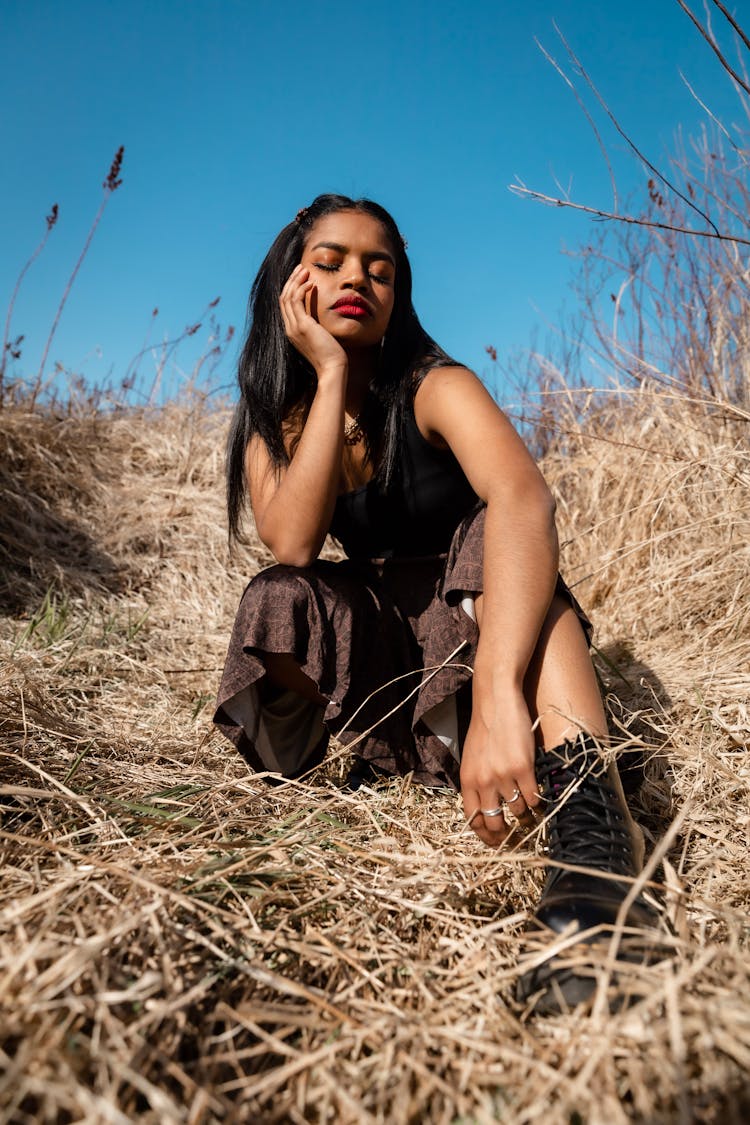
[517,734,663,1014]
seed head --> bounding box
[104,146,125,192]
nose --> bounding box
[341,258,367,290]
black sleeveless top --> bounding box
[330,400,479,559]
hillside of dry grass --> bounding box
[1,386,748,1123]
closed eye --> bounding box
[314,262,392,286]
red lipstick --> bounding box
[331,295,371,318]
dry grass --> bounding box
[1,383,748,1123]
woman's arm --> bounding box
[414,366,559,845]
[247,265,349,567]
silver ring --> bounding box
[481,806,504,818]
[508,788,522,803]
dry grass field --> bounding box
[1,379,748,1123]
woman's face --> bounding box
[298,210,396,347]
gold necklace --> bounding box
[344,415,364,446]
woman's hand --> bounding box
[249,265,351,566]
[459,683,541,847]
[279,265,348,378]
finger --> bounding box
[474,819,509,847]
[471,791,511,847]
[515,762,542,813]
[463,776,513,846]
[280,273,312,310]
[281,263,308,289]
[463,789,497,846]
[280,277,314,334]
[280,267,311,308]
[481,816,509,846]
[307,283,318,321]
[279,265,300,305]
[503,786,535,828]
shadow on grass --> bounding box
[595,639,674,793]
[0,438,124,617]
[594,638,676,867]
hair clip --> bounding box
[295,207,310,224]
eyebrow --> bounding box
[310,241,395,267]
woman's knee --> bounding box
[537,593,592,657]
[242,563,323,625]
[248,561,314,593]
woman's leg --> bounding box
[217,557,421,780]
[472,591,606,746]
[472,591,641,851]
[214,562,335,777]
[490,596,659,1011]
[522,595,607,748]
[523,595,643,861]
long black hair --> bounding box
[226,193,455,541]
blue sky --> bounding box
[1,0,745,403]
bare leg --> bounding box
[522,595,607,749]
[472,592,605,746]
[262,652,328,706]
[483,598,660,1013]
[473,592,642,860]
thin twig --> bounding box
[509,183,750,246]
[535,36,618,211]
[677,0,750,97]
[553,21,719,236]
[0,205,58,401]
[710,0,750,53]
[679,70,746,157]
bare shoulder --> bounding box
[416,363,487,400]
[414,364,508,443]
[413,365,545,500]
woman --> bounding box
[215,194,657,1012]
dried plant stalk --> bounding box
[1,374,748,1122]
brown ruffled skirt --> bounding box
[214,506,591,789]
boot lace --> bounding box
[536,743,634,876]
